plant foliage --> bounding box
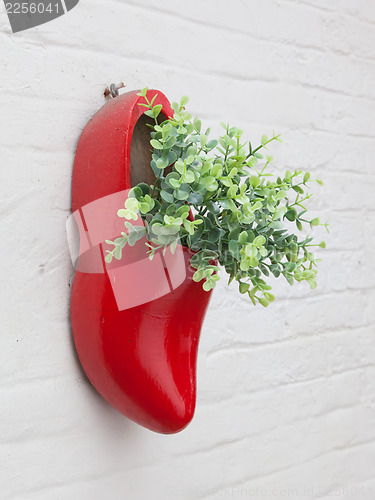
[105,88,327,306]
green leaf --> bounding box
[308,279,317,289]
[164,136,177,149]
[156,157,168,169]
[127,231,138,246]
[183,220,194,235]
[188,192,204,205]
[114,246,122,259]
[238,231,248,244]
[175,159,185,175]
[139,202,150,214]
[250,175,260,188]
[150,139,163,150]
[176,206,190,218]
[284,274,294,286]
[203,280,214,292]
[303,172,310,183]
[137,183,150,195]
[200,134,207,147]
[209,227,221,243]
[193,269,204,282]
[292,185,304,194]
[202,176,216,186]
[130,186,142,199]
[246,230,255,242]
[182,170,195,183]
[229,240,240,257]
[150,94,158,106]
[165,203,177,216]
[117,209,128,218]
[249,256,259,267]
[193,118,201,132]
[206,140,218,150]
[169,178,180,189]
[210,163,222,178]
[253,235,266,247]
[239,282,250,294]
[170,239,178,254]
[270,264,281,277]
[228,227,242,241]
[258,297,270,307]
[206,201,220,214]
[174,188,190,200]
[218,199,237,211]
[285,208,297,221]
[153,104,162,118]
[160,190,174,203]
[106,96,325,308]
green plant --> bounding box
[105,88,327,306]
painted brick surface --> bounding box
[0,0,374,499]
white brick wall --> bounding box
[1,0,374,498]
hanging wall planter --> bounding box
[70,87,326,434]
[71,89,214,434]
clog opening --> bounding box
[131,113,168,187]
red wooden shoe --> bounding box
[70,89,214,433]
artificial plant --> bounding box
[105,88,327,306]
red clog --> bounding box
[70,90,214,433]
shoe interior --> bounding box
[130,112,168,187]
